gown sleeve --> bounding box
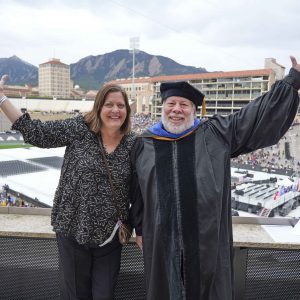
[207,68,300,157]
[129,138,144,236]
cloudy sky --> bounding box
[0,0,299,72]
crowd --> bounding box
[1,192,23,207]
[131,113,157,134]
[0,185,34,207]
[231,123,300,175]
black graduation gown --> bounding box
[130,68,300,300]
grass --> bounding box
[0,144,32,149]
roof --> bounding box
[3,86,31,91]
[39,59,68,67]
[153,69,273,82]
[109,69,274,85]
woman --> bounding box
[0,75,136,300]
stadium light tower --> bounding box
[129,37,140,101]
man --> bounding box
[130,56,300,300]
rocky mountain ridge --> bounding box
[0,50,208,90]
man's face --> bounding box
[162,96,195,134]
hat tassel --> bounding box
[201,98,206,116]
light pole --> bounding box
[129,37,140,101]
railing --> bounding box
[0,208,145,300]
[0,210,300,300]
[233,217,300,300]
[0,236,145,300]
[231,162,295,176]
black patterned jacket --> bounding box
[12,114,136,245]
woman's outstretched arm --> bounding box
[0,75,23,123]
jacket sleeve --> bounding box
[207,68,300,157]
[129,138,144,236]
[11,113,86,148]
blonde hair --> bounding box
[85,83,131,135]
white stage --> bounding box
[0,147,65,206]
[232,167,300,217]
[1,148,300,218]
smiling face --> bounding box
[100,91,127,131]
[162,96,195,134]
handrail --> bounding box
[232,216,299,227]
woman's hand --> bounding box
[0,74,8,93]
[136,235,143,250]
[0,74,23,122]
[290,56,300,73]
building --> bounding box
[109,58,292,119]
[0,85,39,98]
[109,78,153,114]
[39,58,72,99]
[151,58,286,119]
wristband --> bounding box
[0,95,8,106]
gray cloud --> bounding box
[0,0,299,71]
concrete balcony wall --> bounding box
[0,209,300,299]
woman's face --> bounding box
[100,91,127,131]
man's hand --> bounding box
[0,75,8,92]
[136,235,143,250]
[290,56,300,72]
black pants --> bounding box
[56,233,122,300]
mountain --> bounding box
[70,50,207,90]
[0,56,38,86]
[0,50,208,90]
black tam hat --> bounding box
[160,81,205,107]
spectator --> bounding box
[130,56,300,300]
[0,76,136,299]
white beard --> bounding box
[162,110,195,134]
